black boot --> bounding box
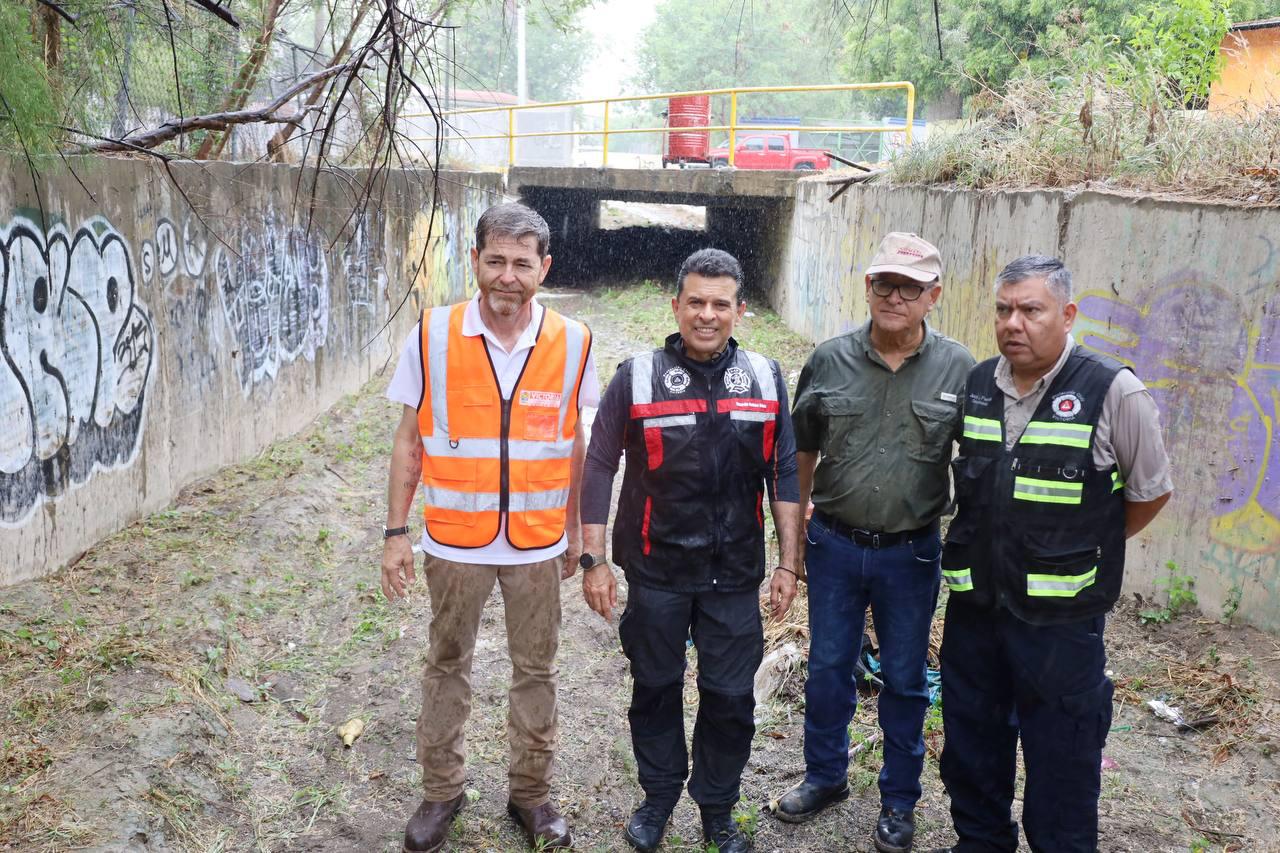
[771,779,850,823]
[701,809,751,853]
[624,800,673,852]
[874,805,915,853]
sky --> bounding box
[576,0,659,100]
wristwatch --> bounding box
[578,552,607,570]
[383,525,410,539]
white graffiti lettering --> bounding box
[213,216,330,391]
[0,216,154,524]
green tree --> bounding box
[0,2,59,153]
[450,3,594,102]
[634,0,862,117]
[839,0,1280,115]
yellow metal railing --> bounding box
[404,82,916,168]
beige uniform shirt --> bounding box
[995,336,1173,502]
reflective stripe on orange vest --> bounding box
[417,302,590,549]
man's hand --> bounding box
[381,536,416,601]
[769,567,798,622]
[563,535,583,581]
[582,563,618,621]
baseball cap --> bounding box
[866,232,942,283]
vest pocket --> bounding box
[1022,540,1102,601]
[941,520,978,593]
[423,458,481,524]
[908,400,960,463]
[951,455,994,506]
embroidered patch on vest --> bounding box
[1051,392,1083,420]
[663,366,692,394]
[519,390,562,408]
[723,366,750,394]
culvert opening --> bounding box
[598,201,707,232]
[548,201,713,288]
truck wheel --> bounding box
[794,162,815,170]
[712,158,728,168]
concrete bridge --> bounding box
[506,166,807,290]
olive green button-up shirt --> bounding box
[792,322,976,532]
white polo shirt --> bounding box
[387,294,600,565]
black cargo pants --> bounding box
[618,581,764,815]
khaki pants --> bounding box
[416,553,563,807]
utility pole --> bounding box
[516,0,528,104]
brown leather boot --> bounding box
[506,800,573,849]
[403,794,466,852]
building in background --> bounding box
[1209,18,1280,114]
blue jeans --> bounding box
[802,515,941,811]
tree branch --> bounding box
[184,0,240,28]
[36,0,77,26]
[80,61,352,153]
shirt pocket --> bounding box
[818,395,869,458]
[908,399,960,463]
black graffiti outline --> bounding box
[0,217,154,525]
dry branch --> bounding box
[184,0,240,28]
[83,62,352,153]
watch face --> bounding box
[578,553,596,569]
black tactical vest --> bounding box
[943,347,1128,624]
[613,337,779,591]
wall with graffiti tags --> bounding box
[774,182,1280,631]
[0,158,502,586]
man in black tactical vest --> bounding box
[578,248,802,853]
[929,256,1173,853]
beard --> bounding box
[485,289,523,317]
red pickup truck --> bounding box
[707,134,831,170]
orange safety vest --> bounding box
[417,302,591,549]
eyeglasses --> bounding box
[869,277,932,302]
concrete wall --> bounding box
[774,181,1280,631]
[0,158,502,586]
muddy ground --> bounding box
[3,284,1280,852]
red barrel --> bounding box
[665,95,711,165]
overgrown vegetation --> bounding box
[886,0,1280,203]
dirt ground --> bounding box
[3,284,1280,853]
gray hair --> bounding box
[676,248,744,299]
[475,202,551,258]
[994,255,1073,305]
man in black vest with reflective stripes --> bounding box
[930,256,1173,853]
[579,248,801,853]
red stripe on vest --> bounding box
[630,399,708,418]
[756,490,764,528]
[644,426,664,469]
[642,496,653,556]
[763,419,776,463]
[716,398,779,414]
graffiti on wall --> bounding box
[212,215,330,391]
[0,216,154,525]
[341,215,385,348]
[408,195,485,311]
[1076,267,1280,555]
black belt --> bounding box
[812,511,938,549]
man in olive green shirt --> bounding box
[772,233,975,853]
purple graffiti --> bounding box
[1077,268,1280,552]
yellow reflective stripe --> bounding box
[1013,476,1084,505]
[1019,421,1093,449]
[1112,471,1125,492]
[962,416,1002,442]
[1026,566,1098,597]
[942,568,974,592]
